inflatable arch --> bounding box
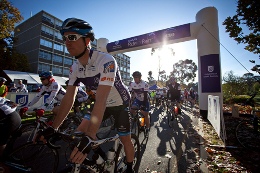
[97,7,222,118]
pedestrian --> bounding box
[0,78,8,98]
[16,80,28,93]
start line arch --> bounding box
[97,6,222,119]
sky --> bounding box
[10,0,259,83]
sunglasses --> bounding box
[62,34,85,42]
[40,78,47,81]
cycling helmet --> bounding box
[65,80,69,85]
[169,76,175,83]
[60,18,95,42]
[39,71,53,78]
[0,77,7,82]
[132,71,142,77]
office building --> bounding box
[14,10,131,84]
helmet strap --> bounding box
[75,38,89,59]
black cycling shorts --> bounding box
[0,110,21,145]
[103,105,130,133]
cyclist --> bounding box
[167,77,182,117]
[16,80,28,93]
[129,71,150,132]
[0,97,21,159]
[183,88,189,105]
[155,88,163,107]
[20,71,66,117]
[35,18,135,173]
[0,78,8,98]
[150,90,156,106]
[65,80,88,116]
[189,87,196,108]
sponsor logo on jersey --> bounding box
[103,61,115,73]
[70,66,73,74]
[16,95,28,107]
[101,77,114,82]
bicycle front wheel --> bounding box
[131,115,140,138]
[114,134,140,173]
[8,142,59,173]
[236,120,260,149]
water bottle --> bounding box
[92,153,104,165]
[106,148,115,172]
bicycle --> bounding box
[49,130,140,173]
[167,99,179,128]
[235,93,260,149]
[130,107,151,138]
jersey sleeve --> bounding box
[68,63,80,86]
[27,87,45,107]
[98,55,117,86]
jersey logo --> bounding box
[69,66,73,74]
[103,61,115,73]
[101,77,114,82]
[16,95,28,107]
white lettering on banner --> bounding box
[17,96,27,106]
[141,38,152,44]
[166,33,175,38]
[128,38,138,47]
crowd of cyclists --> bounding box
[0,17,198,173]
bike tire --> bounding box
[131,114,140,138]
[235,120,260,149]
[114,134,140,173]
[8,142,59,173]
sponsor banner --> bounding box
[106,23,191,52]
[6,92,53,111]
[201,54,221,93]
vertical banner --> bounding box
[208,95,221,137]
[200,54,221,93]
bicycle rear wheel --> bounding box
[167,108,174,128]
[131,114,140,138]
[114,134,140,173]
[8,142,59,173]
[236,120,260,149]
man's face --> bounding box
[63,32,87,57]
[40,77,49,86]
[133,76,141,83]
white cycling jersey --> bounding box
[76,87,89,103]
[26,80,66,110]
[0,97,17,115]
[68,50,130,107]
[129,80,149,101]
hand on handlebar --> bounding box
[36,109,45,116]
[19,107,28,116]
[33,126,57,144]
[70,136,93,164]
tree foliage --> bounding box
[0,0,23,40]
[171,59,197,84]
[223,0,260,55]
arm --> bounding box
[84,85,111,139]
[52,85,77,129]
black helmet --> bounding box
[65,80,69,85]
[132,71,142,77]
[60,18,95,42]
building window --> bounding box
[38,63,51,71]
[52,66,62,74]
[53,54,63,63]
[54,43,63,51]
[65,47,69,54]
[39,50,52,60]
[40,38,52,48]
[64,57,73,65]
[63,68,70,76]
[54,30,62,40]
[41,25,54,36]
[42,13,54,25]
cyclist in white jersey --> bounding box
[129,71,150,131]
[35,18,135,173]
[65,80,88,116]
[20,71,66,117]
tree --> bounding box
[0,0,23,40]
[171,59,197,84]
[223,0,260,72]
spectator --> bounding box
[9,83,17,92]
[16,80,28,93]
[0,78,8,98]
